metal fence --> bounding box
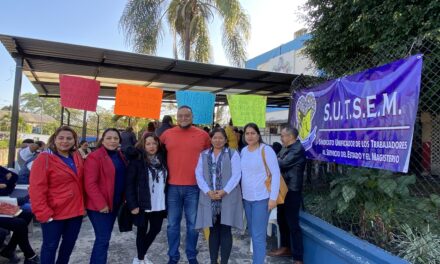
[293,35,440,262]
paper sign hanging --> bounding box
[59,75,100,111]
[227,95,267,127]
[114,84,163,119]
[176,91,215,124]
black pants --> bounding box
[0,211,35,259]
[136,211,164,260]
[284,191,303,261]
[209,216,232,264]
[276,203,291,248]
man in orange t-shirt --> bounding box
[160,105,210,264]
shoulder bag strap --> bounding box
[261,145,272,192]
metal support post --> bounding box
[7,55,23,168]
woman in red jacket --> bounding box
[84,128,127,264]
[29,126,85,264]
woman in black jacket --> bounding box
[126,132,167,264]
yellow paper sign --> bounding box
[227,95,267,128]
[114,84,163,119]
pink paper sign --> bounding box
[60,75,100,111]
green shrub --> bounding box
[0,140,8,149]
[393,224,440,264]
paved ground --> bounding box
[0,217,293,264]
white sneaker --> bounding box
[144,256,153,264]
[132,257,146,264]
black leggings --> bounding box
[136,211,164,260]
[0,211,35,259]
[209,216,232,264]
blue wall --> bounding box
[300,212,408,264]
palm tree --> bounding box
[119,0,251,67]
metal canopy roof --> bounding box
[0,34,301,107]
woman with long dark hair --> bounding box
[30,126,85,264]
[84,128,127,264]
[126,132,167,264]
[195,127,243,264]
[240,123,280,264]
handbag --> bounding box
[117,202,133,232]
[261,146,288,205]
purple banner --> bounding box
[290,55,423,173]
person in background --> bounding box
[30,126,85,264]
[224,119,238,150]
[0,166,18,196]
[160,105,211,264]
[268,140,292,257]
[195,128,243,264]
[141,122,157,138]
[203,127,211,134]
[126,133,168,264]
[84,128,127,264]
[16,139,37,171]
[0,166,38,261]
[275,126,306,264]
[120,127,137,154]
[18,141,46,184]
[147,122,156,133]
[0,211,39,263]
[0,227,8,252]
[78,140,92,159]
[271,142,283,155]
[155,115,173,137]
[240,123,280,264]
[237,130,245,152]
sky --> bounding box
[0,0,307,110]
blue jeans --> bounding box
[87,210,118,264]
[244,199,269,264]
[167,185,199,264]
[40,216,83,264]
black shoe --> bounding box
[24,255,40,264]
[0,251,20,264]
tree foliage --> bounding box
[302,0,440,75]
[20,93,62,120]
[119,0,250,67]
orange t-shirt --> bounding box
[160,126,211,185]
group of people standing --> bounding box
[22,105,305,264]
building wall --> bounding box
[245,32,316,76]
[256,47,315,76]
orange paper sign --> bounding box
[114,84,163,119]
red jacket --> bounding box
[29,151,85,222]
[84,146,126,212]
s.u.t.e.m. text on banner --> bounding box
[291,55,423,173]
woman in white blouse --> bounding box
[240,123,280,264]
[195,127,243,264]
[125,133,168,264]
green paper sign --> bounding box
[227,95,267,128]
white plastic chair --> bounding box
[267,208,281,248]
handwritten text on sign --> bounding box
[114,84,163,119]
[59,75,100,111]
[227,95,267,128]
[176,91,215,124]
